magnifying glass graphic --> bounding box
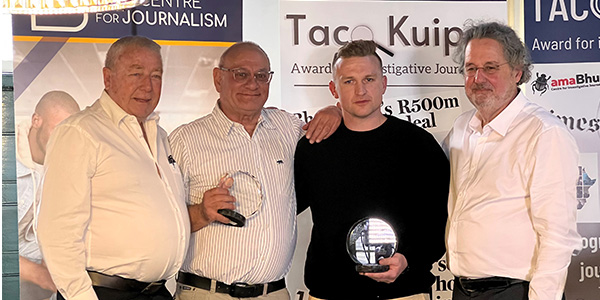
[351,25,394,57]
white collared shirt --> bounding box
[37,91,190,300]
[443,91,582,300]
[16,120,44,262]
[169,103,304,284]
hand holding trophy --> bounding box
[217,171,264,227]
[346,218,398,273]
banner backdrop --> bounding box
[279,0,509,142]
[279,1,506,299]
[15,1,596,300]
[524,1,600,299]
[11,1,241,299]
[12,1,242,132]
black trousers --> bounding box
[453,279,566,300]
[57,285,173,300]
[453,278,528,300]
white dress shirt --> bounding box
[169,103,304,285]
[16,120,44,262]
[443,91,582,300]
[37,91,190,300]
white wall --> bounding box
[1,12,13,73]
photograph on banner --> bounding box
[280,1,506,300]
[576,153,599,223]
[524,1,600,298]
[280,0,506,142]
[569,154,600,296]
[12,0,242,132]
[11,1,242,299]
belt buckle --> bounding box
[458,278,478,294]
[140,282,163,294]
[229,282,261,298]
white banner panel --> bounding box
[280,1,506,143]
[280,2,507,299]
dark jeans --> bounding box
[453,278,566,300]
[58,285,173,300]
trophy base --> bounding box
[356,264,389,273]
[217,209,246,227]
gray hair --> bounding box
[105,36,162,69]
[452,20,532,85]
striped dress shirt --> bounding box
[169,103,304,284]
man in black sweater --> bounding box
[294,40,449,300]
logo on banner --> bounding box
[531,72,551,95]
[530,71,600,95]
[534,0,600,22]
[285,15,462,57]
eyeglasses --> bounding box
[463,62,509,77]
[219,67,274,84]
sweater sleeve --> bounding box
[294,137,311,214]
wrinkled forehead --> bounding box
[465,38,506,63]
[118,46,163,67]
[222,45,270,69]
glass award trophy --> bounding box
[346,218,398,273]
[217,171,263,227]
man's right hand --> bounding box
[188,176,235,232]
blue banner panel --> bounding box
[12,0,242,42]
[524,0,600,63]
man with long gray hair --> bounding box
[443,21,581,300]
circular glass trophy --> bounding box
[217,171,263,227]
[346,218,398,273]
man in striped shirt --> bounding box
[169,41,341,300]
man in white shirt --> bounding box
[443,21,582,300]
[17,91,80,300]
[169,41,340,300]
[37,36,190,300]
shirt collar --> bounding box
[99,90,159,126]
[468,90,528,137]
[211,100,275,138]
[15,120,39,172]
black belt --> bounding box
[177,272,286,298]
[87,271,166,295]
[456,276,526,293]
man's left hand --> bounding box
[361,253,407,284]
[303,105,342,144]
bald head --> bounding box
[30,91,80,164]
[218,41,271,68]
[34,91,80,117]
